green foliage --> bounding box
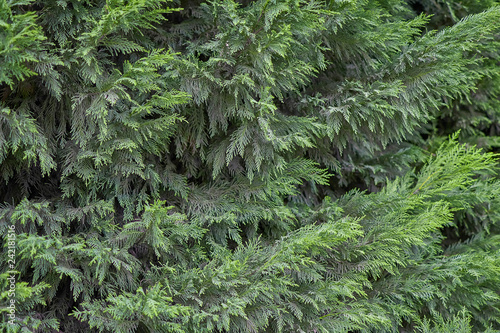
[415,311,496,333]
[0,0,44,87]
[1,0,500,332]
[73,283,192,333]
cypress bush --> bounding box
[1,0,500,332]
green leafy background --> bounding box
[1,0,500,332]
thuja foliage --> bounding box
[1,0,500,332]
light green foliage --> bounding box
[415,311,492,333]
[0,0,44,87]
[73,283,192,333]
[1,0,500,332]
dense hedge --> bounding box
[1,0,500,332]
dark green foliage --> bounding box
[1,0,500,332]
